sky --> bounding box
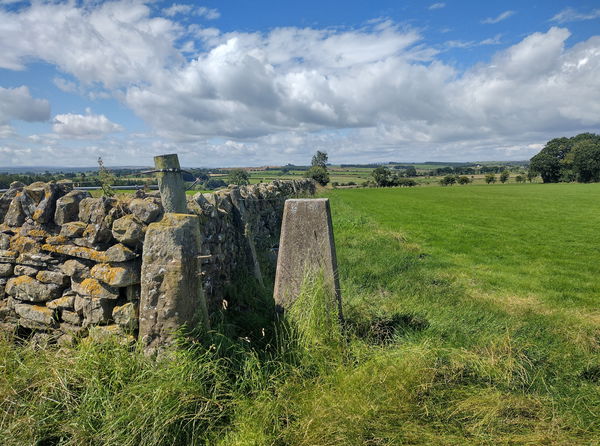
[0,1,599,167]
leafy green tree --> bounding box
[396,178,417,187]
[405,166,417,177]
[227,169,250,186]
[457,175,471,185]
[499,171,510,183]
[572,138,600,182]
[529,137,571,183]
[305,165,330,186]
[439,175,457,186]
[485,173,496,184]
[526,170,537,182]
[372,166,392,187]
[514,175,525,183]
[311,151,328,168]
[205,178,227,189]
[529,133,600,183]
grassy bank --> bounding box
[1,183,599,445]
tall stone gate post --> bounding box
[139,154,209,353]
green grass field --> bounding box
[1,183,599,445]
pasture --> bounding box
[1,183,599,445]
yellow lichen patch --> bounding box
[29,305,54,317]
[32,209,44,221]
[77,278,118,299]
[10,236,41,253]
[41,244,110,263]
[45,235,69,245]
[12,275,36,286]
[27,228,50,239]
[0,250,18,260]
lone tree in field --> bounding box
[457,175,471,185]
[440,174,457,186]
[311,151,328,168]
[485,173,496,184]
[500,171,510,183]
[227,169,250,186]
[306,151,330,186]
[372,166,393,187]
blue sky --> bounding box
[0,1,599,167]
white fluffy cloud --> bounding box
[0,1,599,165]
[0,1,183,87]
[53,111,123,138]
[0,86,50,135]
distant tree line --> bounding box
[530,133,600,183]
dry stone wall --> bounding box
[0,178,315,343]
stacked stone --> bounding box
[0,181,162,344]
[0,178,315,342]
[188,179,316,311]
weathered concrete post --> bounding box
[139,214,209,353]
[273,198,342,319]
[154,154,187,213]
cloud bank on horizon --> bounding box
[0,0,599,167]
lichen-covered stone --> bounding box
[0,262,14,277]
[14,303,57,327]
[6,276,63,302]
[10,236,40,254]
[87,324,135,343]
[55,190,91,225]
[59,322,88,337]
[112,214,145,247]
[91,262,140,287]
[36,270,69,286]
[112,302,138,331]
[140,213,208,352]
[60,221,87,238]
[129,198,161,224]
[20,181,69,224]
[0,181,24,223]
[42,243,111,262]
[60,259,92,279]
[105,243,137,262]
[61,309,81,325]
[0,278,6,300]
[0,233,10,250]
[74,295,114,326]
[46,235,69,245]
[14,265,40,276]
[20,227,50,241]
[82,223,113,245]
[4,195,26,227]
[79,197,117,225]
[72,278,119,300]
[0,249,17,261]
[46,294,75,310]
[17,252,52,267]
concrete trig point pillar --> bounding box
[273,198,342,319]
[139,154,209,353]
